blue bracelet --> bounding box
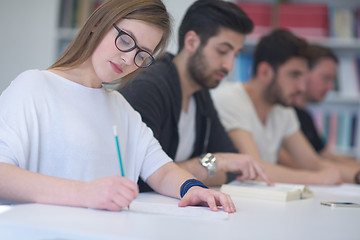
[180,179,208,198]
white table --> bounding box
[0,184,359,240]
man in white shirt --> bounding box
[213,29,342,185]
[120,0,271,192]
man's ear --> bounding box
[184,30,201,54]
[257,62,274,83]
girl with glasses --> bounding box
[0,0,235,213]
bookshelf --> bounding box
[233,0,360,159]
[55,0,360,159]
[56,0,104,58]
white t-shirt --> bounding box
[0,70,171,183]
[212,82,299,164]
[174,96,196,162]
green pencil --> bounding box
[113,125,125,177]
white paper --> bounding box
[309,183,360,197]
[129,201,229,220]
[0,205,12,215]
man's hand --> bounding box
[215,153,272,185]
[312,161,342,185]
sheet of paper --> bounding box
[309,183,360,197]
[129,201,229,220]
[0,205,12,215]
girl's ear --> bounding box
[183,30,201,54]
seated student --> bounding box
[0,0,236,213]
[212,29,342,185]
[120,0,271,192]
[278,44,360,184]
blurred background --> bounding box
[0,0,359,158]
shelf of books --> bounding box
[235,0,360,159]
[57,0,104,58]
[307,101,360,158]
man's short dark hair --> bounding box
[307,44,338,69]
[252,29,309,76]
[178,0,254,52]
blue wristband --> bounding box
[180,179,208,198]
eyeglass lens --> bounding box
[115,33,153,68]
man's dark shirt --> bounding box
[120,53,238,192]
[295,107,325,153]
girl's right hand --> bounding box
[80,175,139,211]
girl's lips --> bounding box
[110,61,123,74]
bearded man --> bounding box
[120,0,270,192]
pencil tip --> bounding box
[113,125,117,135]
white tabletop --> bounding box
[0,184,359,240]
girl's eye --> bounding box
[120,36,132,46]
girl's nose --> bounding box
[121,50,137,66]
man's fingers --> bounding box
[254,163,273,186]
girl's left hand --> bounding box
[178,187,236,213]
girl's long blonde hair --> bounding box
[50,0,171,82]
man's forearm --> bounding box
[175,157,227,185]
[175,157,208,180]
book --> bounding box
[76,0,93,29]
[336,111,353,153]
[236,2,273,40]
[330,7,355,39]
[277,3,329,40]
[351,114,358,147]
[220,180,313,202]
[337,56,359,98]
[355,7,360,38]
[327,111,338,151]
[235,53,253,83]
[59,0,74,28]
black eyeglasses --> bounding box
[113,24,155,68]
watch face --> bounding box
[202,159,211,167]
[201,153,215,167]
[200,153,216,177]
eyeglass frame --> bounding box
[112,24,155,68]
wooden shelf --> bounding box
[244,37,360,51]
[323,93,360,104]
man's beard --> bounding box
[187,47,226,89]
[265,76,290,107]
[265,77,302,107]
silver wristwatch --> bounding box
[199,153,216,178]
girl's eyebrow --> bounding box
[121,28,154,54]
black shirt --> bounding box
[294,107,325,153]
[120,53,238,191]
